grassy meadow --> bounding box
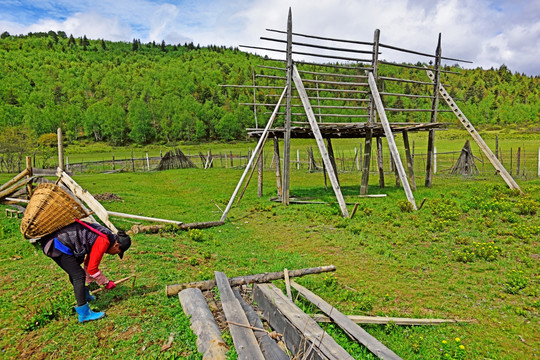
[0,132,539,359]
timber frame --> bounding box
[220,8,521,218]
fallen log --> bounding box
[178,287,228,360]
[165,265,336,297]
[130,221,225,234]
[311,314,475,325]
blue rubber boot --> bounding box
[85,288,95,302]
[75,303,105,323]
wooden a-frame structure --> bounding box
[220,9,521,220]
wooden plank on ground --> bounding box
[254,283,354,360]
[311,314,475,326]
[233,289,289,360]
[57,168,118,234]
[291,281,401,360]
[214,271,265,360]
[178,288,228,360]
[166,265,336,296]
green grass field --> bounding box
[0,134,539,359]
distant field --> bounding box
[29,128,538,180]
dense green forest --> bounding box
[1,31,538,151]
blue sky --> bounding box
[1,0,539,75]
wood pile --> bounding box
[156,148,196,171]
[450,140,479,175]
[171,265,404,360]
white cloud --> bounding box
[0,0,538,75]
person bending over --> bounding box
[39,219,131,323]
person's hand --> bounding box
[105,280,117,290]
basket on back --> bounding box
[21,183,89,239]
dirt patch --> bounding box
[94,193,123,202]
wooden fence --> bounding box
[49,146,540,179]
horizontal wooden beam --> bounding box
[266,28,374,47]
[261,36,375,55]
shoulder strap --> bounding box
[74,219,107,238]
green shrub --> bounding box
[516,198,538,215]
[505,270,528,294]
[397,200,414,213]
[187,228,205,242]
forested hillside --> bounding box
[1,31,538,148]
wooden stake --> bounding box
[284,268,292,301]
[57,128,64,171]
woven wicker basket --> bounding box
[20,183,89,239]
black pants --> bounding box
[52,254,87,306]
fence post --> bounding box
[146,153,150,171]
[57,128,64,171]
[434,147,437,174]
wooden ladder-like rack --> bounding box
[426,69,523,194]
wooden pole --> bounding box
[425,34,442,188]
[402,131,416,191]
[368,72,417,210]
[326,138,340,186]
[252,67,258,128]
[376,137,384,188]
[434,146,437,174]
[274,137,283,197]
[25,157,33,198]
[292,65,349,217]
[57,128,64,171]
[258,148,263,197]
[146,153,150,171]
[296,149,300,170]
[282,8,293,206]
[220,87,287,222]
[360,129,373,194]
[516,147,521,177]
[495,135,499,159]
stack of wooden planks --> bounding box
[171,265,411,359]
